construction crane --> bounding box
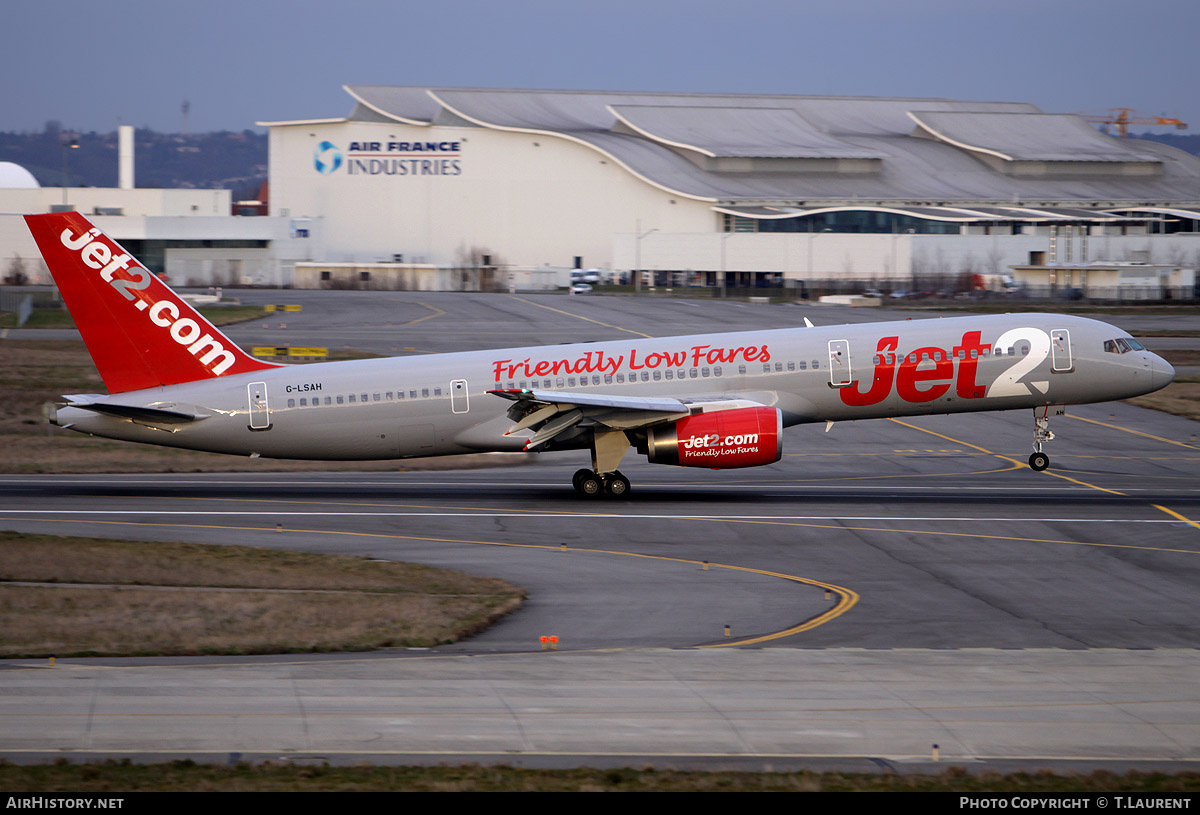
[1079,108,1187,138]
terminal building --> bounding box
[261,86,1200,292]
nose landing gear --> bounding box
[1028,407,1060,472]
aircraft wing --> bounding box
[488,388,765,450]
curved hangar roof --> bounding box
[323,86,1200,216]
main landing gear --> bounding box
[572,429,633,498]
[1028,407,1057,472]
[572,468,631,498]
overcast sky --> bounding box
[5,0,1197,135]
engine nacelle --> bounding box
[646,406,782,469]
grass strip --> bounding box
[0,760,1197,792]
[0,532,524,657]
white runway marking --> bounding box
[0,509,1187,524]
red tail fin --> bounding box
[25,212,280,394]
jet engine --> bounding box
[645,406,782,468]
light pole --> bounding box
[61,137,79,208]
[633,223,658,295]
[719,232,731,299]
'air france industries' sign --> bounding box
[314,140,463,177]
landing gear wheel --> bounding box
[571,469,593,493]
[1028,451,1050,472]
[603,471,631,498]
[575,471,604,497]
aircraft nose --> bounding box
[1151,353,1175,390]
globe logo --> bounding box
[313,141,343,174]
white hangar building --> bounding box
[262,86,1200,289]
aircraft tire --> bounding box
[576,472,604,497]
[572,469,592,493]
[1028,452,1050,472]
[603,471,631,498]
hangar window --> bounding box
[359,271,371,282]
[320,271,331,281]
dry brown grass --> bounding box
[0,532,525,657]
[1127,377,1200,423]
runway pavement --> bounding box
[2,292,1199,769]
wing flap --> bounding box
[488,388,727,450]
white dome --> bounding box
[0,162,40,188]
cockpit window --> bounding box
[1104,337,1143,354]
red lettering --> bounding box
[840,336,898,407]
[952,330,989,399]
[895,346,953,403]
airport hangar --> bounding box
[4,86,1200,292]
[258,85,1200,293]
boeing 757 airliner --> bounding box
[25,212,1175,496]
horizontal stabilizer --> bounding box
[65,402,209,424]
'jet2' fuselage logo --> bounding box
[839,329,1057,407]
[60,226,237,375]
